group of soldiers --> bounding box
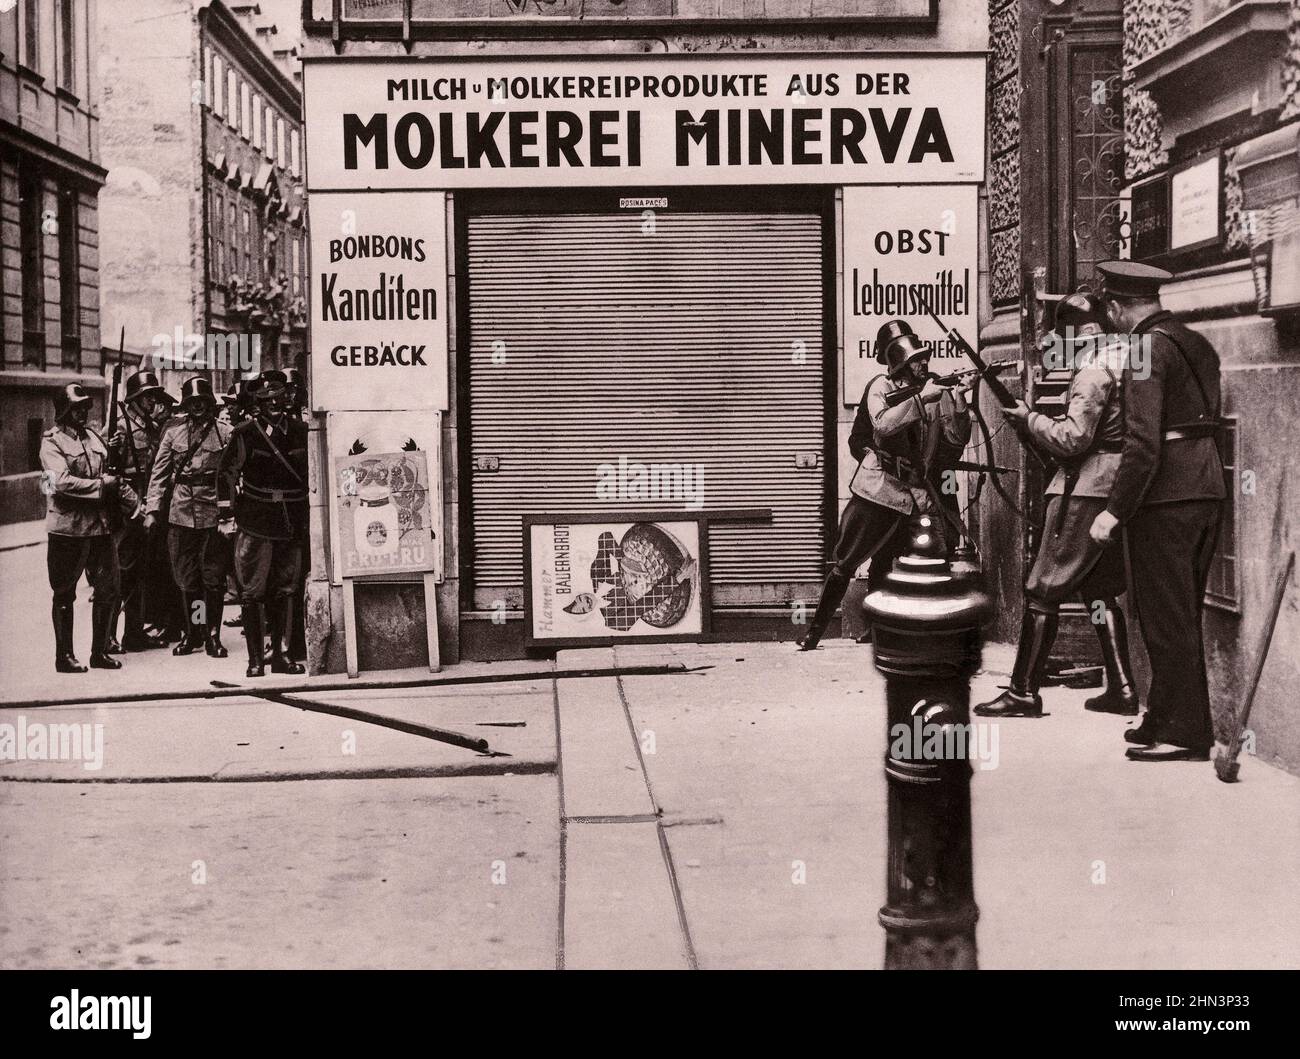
[806,260,1225,764]
[40,366,311,680]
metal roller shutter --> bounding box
[466,209,827,610]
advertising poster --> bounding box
[309,191,448,412]
[842,183,979,405]
[327,410,444,583]
[303,55,987,191]
[524,513,711,646]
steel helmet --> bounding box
[874,319,915,365]
[124,369,165,403]
[885,332,931,378]
[54,383,94,421]
[181,376,216,407]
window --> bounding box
[18,165,45,367]
[252,92,262,148]
[58,0,76,91]
[227,69,238,130]
[229,198,240,278]
[21,0,40,73]
[211,187,225,284]
[58,186,80,370]
[242,206,252,280]
[212,55,224,116]
[241,82,252,139]
[1206,416,1240,611]
[277,117,286,167]
[291,234,301,296]
[290,129,300,177]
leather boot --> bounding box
[974,609,1057,718]
[104,600,124,654]
[53,601,87,673]
[89,598,122,670]
[121,591,167,651]
[1086,602,1140,715]
[173,593,203,655]
[243,604,266,678]
[204,591,228,658]
[269,598,305,675]
[797,571,849,651]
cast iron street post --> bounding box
[863,513,990,969]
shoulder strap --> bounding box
[1149,323,1219,422]
[257,423,305,485]
[171,420,218,481]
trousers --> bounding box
[1127,500,1221,751]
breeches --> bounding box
[234,532,302,604]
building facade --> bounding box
[987,0,1300,775]
[0,0,106,525]
[298,0,993,672]
[97,0,307,400]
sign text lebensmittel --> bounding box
[303,55,986,190]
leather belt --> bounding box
[875,452,923,487]
[1163,422,1220,441]
[243,483,306,502]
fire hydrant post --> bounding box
[863,513,991,969]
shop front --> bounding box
[301,51,986,668]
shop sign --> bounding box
[524,512,711,646]
[1170,154,1222,252]
[1130,173,1169,259]
[309,191,449,411]
[303,54,987,190]
[842,184,978,405]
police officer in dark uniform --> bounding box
[41,384,142,672]
[798,320,971,650]
[109,369,174,652]
[1089,261,1226,762]
[218,369,309,677]
[147,377,232,657]
[975,293,1139,718]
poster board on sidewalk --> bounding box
[523,511,711,648]
[326,410,445,677]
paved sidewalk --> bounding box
[0,518,43,553]
[3,634,1296,969]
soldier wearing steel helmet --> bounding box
[109,368,175,653]
[797,319,971,650]
[217,369,309,677]
[976,292,1138,720]
[146,376,233,657]
[40,384,143,672]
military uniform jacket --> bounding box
[1107,311,1226,523]
[147,415,232,530]
[217,417,309,541]
[40,424,141,537]
[848,374,971,515]
[113,407,164,498]
[1026,342,1125,499]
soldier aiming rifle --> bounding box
[798,319,972,650]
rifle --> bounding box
[103,327,126,529]
[917,298,1050,470]
[884,366,982,408]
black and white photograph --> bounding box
[0,0,1296,1040]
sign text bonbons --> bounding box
[309,192,449,411]
[304,57,986,189]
